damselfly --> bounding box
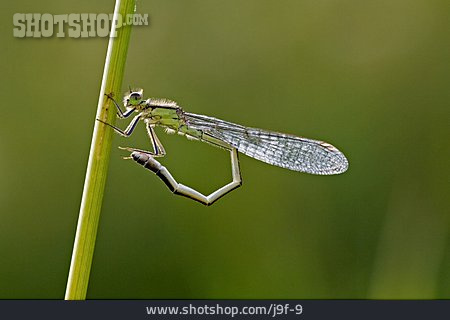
[97,89,348,205]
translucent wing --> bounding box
[184,113,348,175]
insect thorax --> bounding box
[148,98,179,108]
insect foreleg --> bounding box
[104,93,135,118]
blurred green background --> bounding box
[0,0,449,299]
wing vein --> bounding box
[184,112,348,175]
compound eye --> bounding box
[130,92,142,100]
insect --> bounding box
[97,89,348,205]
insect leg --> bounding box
[118,123,166,157]
[96,113,142,137]
[104,93,135,118]
[130,148,242,206]
[147,124,166,156]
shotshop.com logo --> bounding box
[13,13,149,38]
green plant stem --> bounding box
[65,0,136,300]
